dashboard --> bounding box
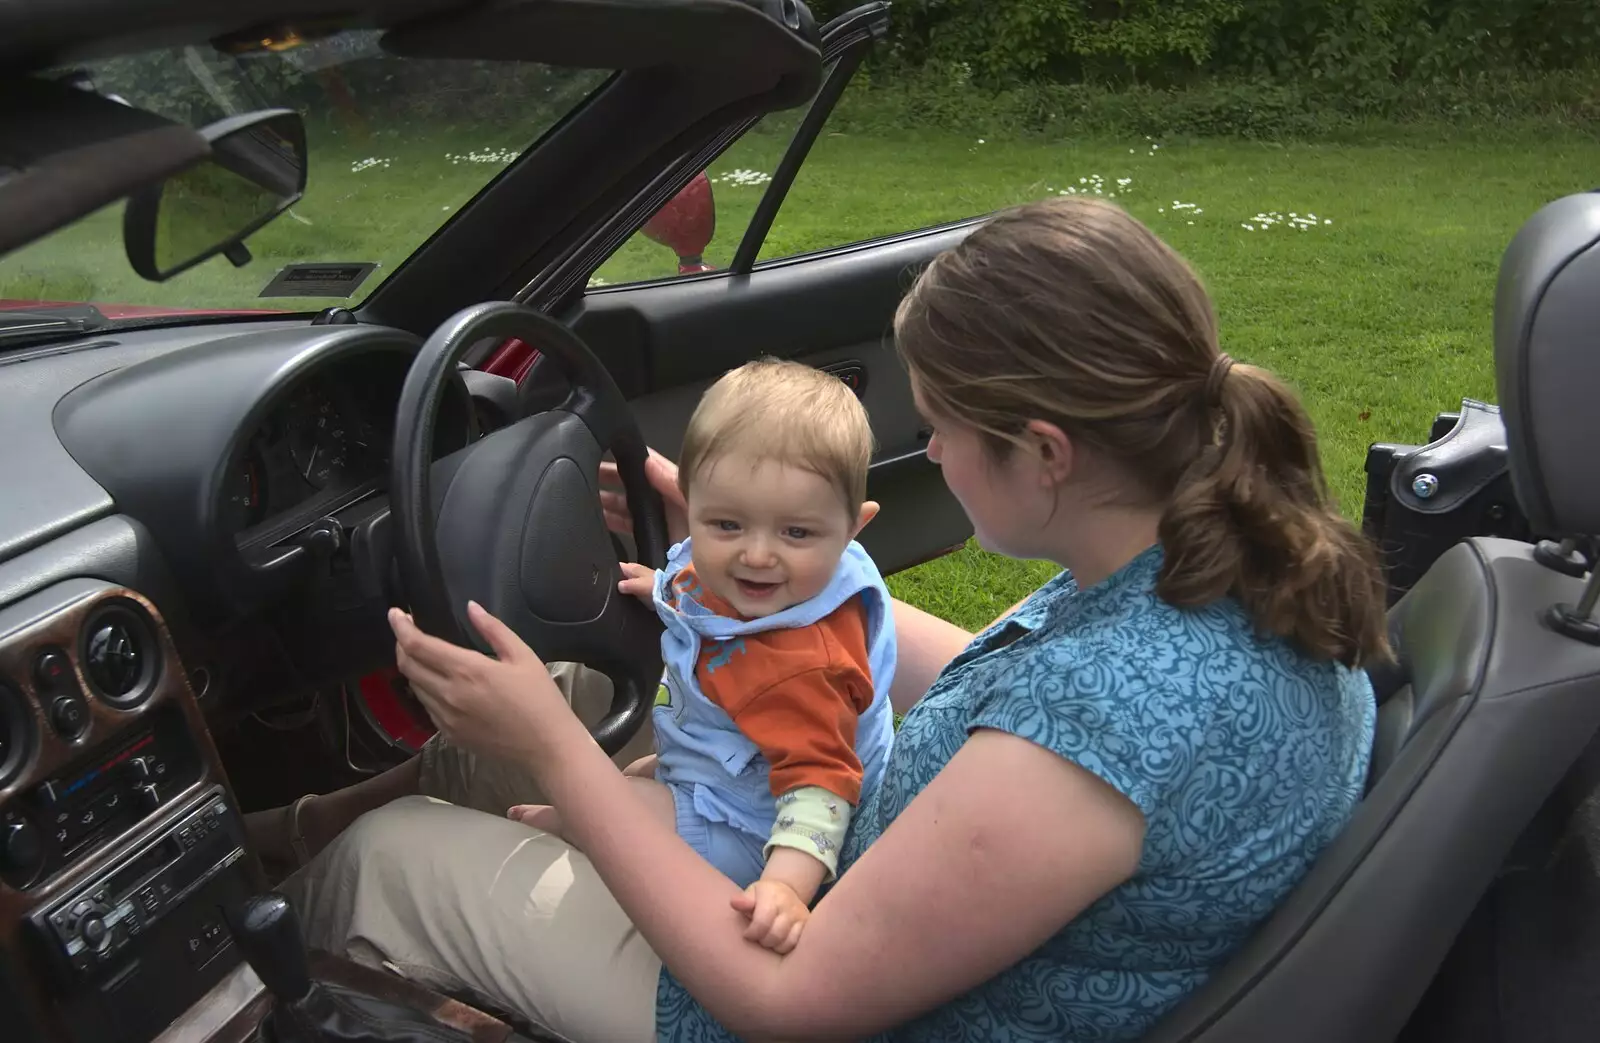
[0,318,507,633]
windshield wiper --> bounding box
[0,305,108,345]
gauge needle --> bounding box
[303,445,319,481]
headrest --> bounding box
[1495,192,1600,536]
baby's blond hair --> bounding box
[679,358,873,515]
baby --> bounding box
[511,357,897,951]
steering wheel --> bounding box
[389,300,669,754]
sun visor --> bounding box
[0,76,209,258]
[382,0,822,106]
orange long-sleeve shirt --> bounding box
[669,566,875,803]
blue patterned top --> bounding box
[657,544,1376,1042]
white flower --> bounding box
[711,168,772,186]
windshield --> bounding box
[0,32,609,322]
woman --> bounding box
[270,196,1387,1042]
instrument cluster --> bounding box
[223,352,473,545]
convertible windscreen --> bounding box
[0,32,611,321]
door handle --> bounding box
[821,361,867,398]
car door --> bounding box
[554,3,979,575]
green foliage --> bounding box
[831,61,1600,141]
[827,0,1600,112]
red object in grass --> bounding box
[480,173,719,385]
[641,170,717,274]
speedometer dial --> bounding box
[286,385,352,489]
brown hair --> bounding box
[679,357,874,515]
[894,196,1389,668]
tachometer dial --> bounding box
[286,385,352,489]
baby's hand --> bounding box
[617,562,655,604]
[730,879,810,954]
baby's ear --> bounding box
[853,500,881,536]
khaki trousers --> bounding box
[280,662,662,1043]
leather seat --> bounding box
[1143,191,1600,1043]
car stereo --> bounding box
[26,785,252,1043]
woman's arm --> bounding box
[394,604,1143,1041]
[538,712,1144,1039]
[886,598,972,715]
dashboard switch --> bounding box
[33,649,74,695]
[49,694,89,739]
[1,818,42,873]
[297,517,344,558]
[135,784,161,813]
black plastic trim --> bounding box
[732,3,889,273]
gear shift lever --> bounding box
[228,893,314,1001]
[223,892,493,1043]
[226,893,319,1043]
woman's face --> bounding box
[916,384,1058,560]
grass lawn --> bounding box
[6,120,1599,631]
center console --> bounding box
[0,579,259,1043]
[0,579,539,1043]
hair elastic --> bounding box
[1205,353,1236,405]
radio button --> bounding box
[80,915,108,951]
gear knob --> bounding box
[225,892,313,1003]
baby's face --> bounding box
[685,451,863,618]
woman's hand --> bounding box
[600,447,689,546]
[389,602,579,763]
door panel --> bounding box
[565,221,980,574]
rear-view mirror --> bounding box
[124,109,307,282]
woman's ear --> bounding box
[1024,420,1074,486]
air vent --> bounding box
[78,601,159,707]
[0,683,31,786]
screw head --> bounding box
[1412,473,1439,499]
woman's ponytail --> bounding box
[1158,360,1390,668]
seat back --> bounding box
[1143,191,1600,1043]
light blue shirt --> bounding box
[657,543,1376,1041]
[651,537,898,863]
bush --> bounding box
[820,0,1600,114]
[828,62,1600,141]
